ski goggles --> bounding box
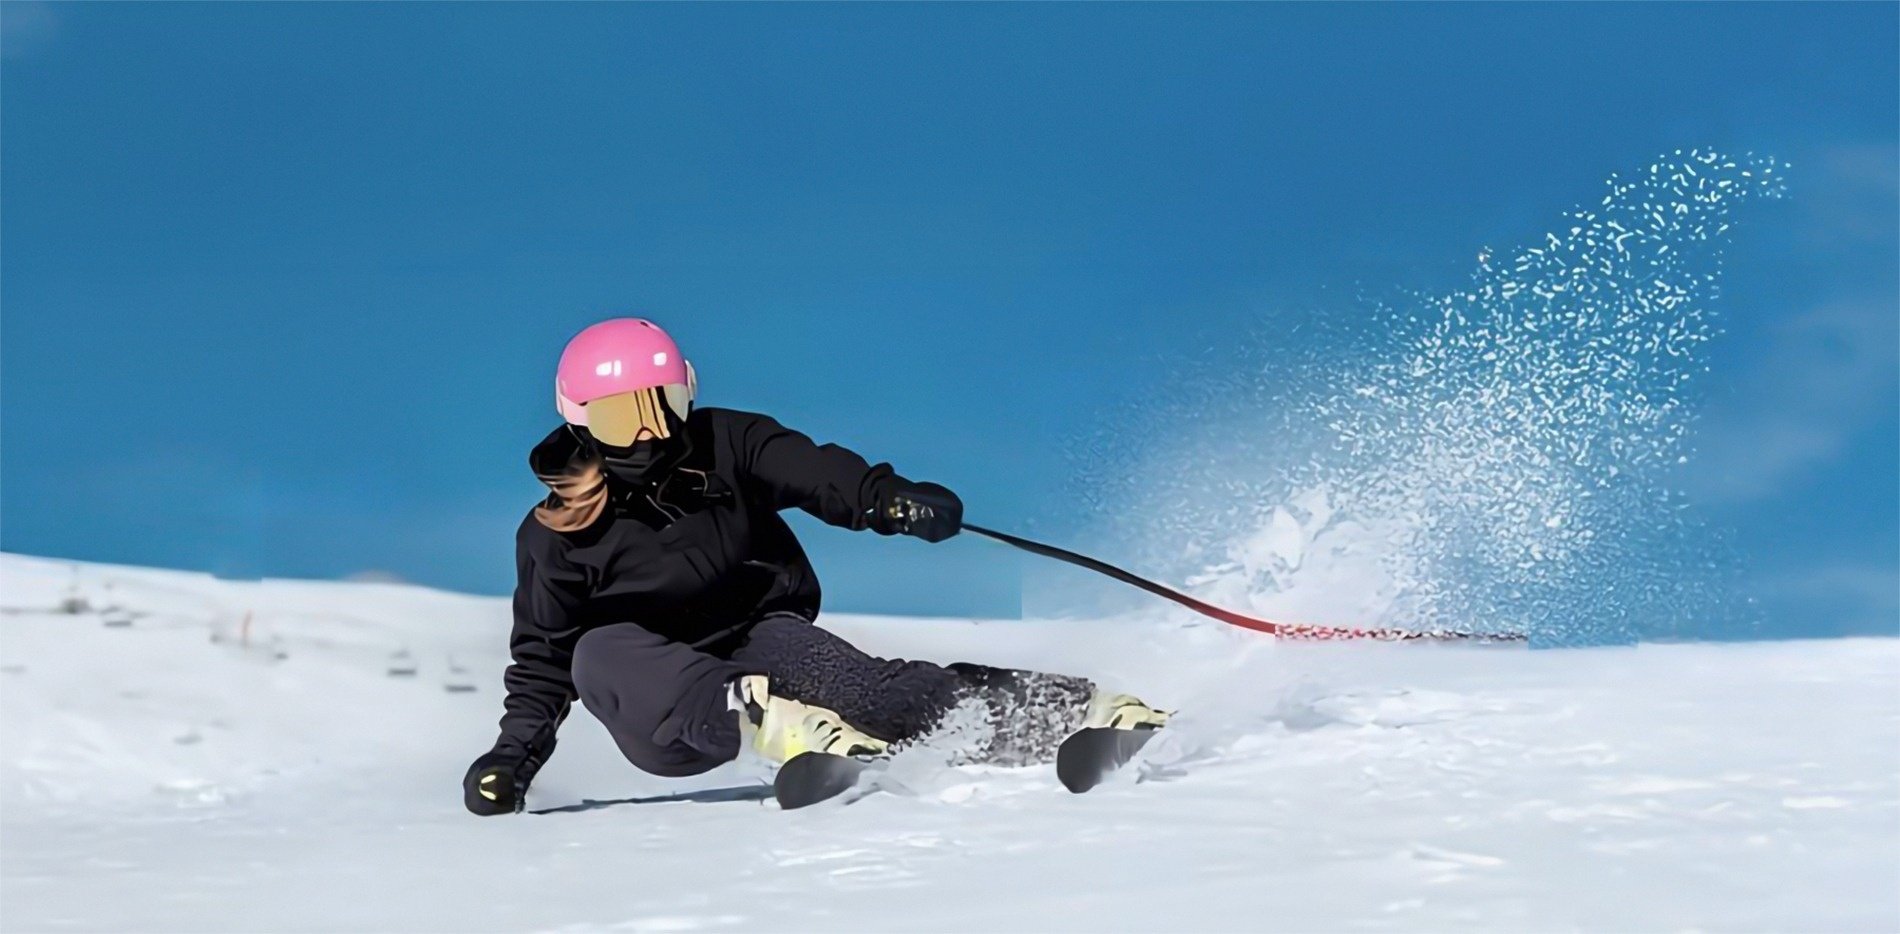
[581,386,687,447]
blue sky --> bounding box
[2,4,1894,633]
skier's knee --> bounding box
[571,623,658,711]
[619,741,727,778]
[571,626,622,696]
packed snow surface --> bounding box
[3,553,1896,932]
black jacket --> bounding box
[493,407,915,763]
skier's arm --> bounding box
[736,411,896,529]
[499,525,587,757]
[734,411,962,540]
[466,521,587,815]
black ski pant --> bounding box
[570,613,1091,777]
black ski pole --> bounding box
[963,523,1525,642]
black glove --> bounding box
[879,480,963,543]
[463,748,531,816]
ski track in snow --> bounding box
[2,553,1897,932]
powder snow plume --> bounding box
[1054,149,1787,646]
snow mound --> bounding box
[3,552,1896,932]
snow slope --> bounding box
[3,552,1896,932]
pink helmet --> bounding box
[555,318,697,429]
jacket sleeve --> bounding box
[732,411,901,532]
[495,517,589,765]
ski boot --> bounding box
[1081,689,1170,731]
[730,674,889,765]
[1057,689,1169,794]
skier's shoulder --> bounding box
[690,406,794,455]
[691,406,782,432]
[514,507,571,560]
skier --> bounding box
[463,318,1165,815]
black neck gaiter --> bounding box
[597,436,687,487]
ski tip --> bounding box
[773,752,874,810]
[1055,727,1158,794]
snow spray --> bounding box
[1059,149,1787,646]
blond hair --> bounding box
[532,454,609,532]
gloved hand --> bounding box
[463,748,531,816]
[880,480,962,543]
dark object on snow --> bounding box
[774,752,876,810]
[387,650,417,678]
[774,725,1162,808]
[1055,726,1160,794]
[530,784,774,814]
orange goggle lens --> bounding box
[584,388,676,447]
